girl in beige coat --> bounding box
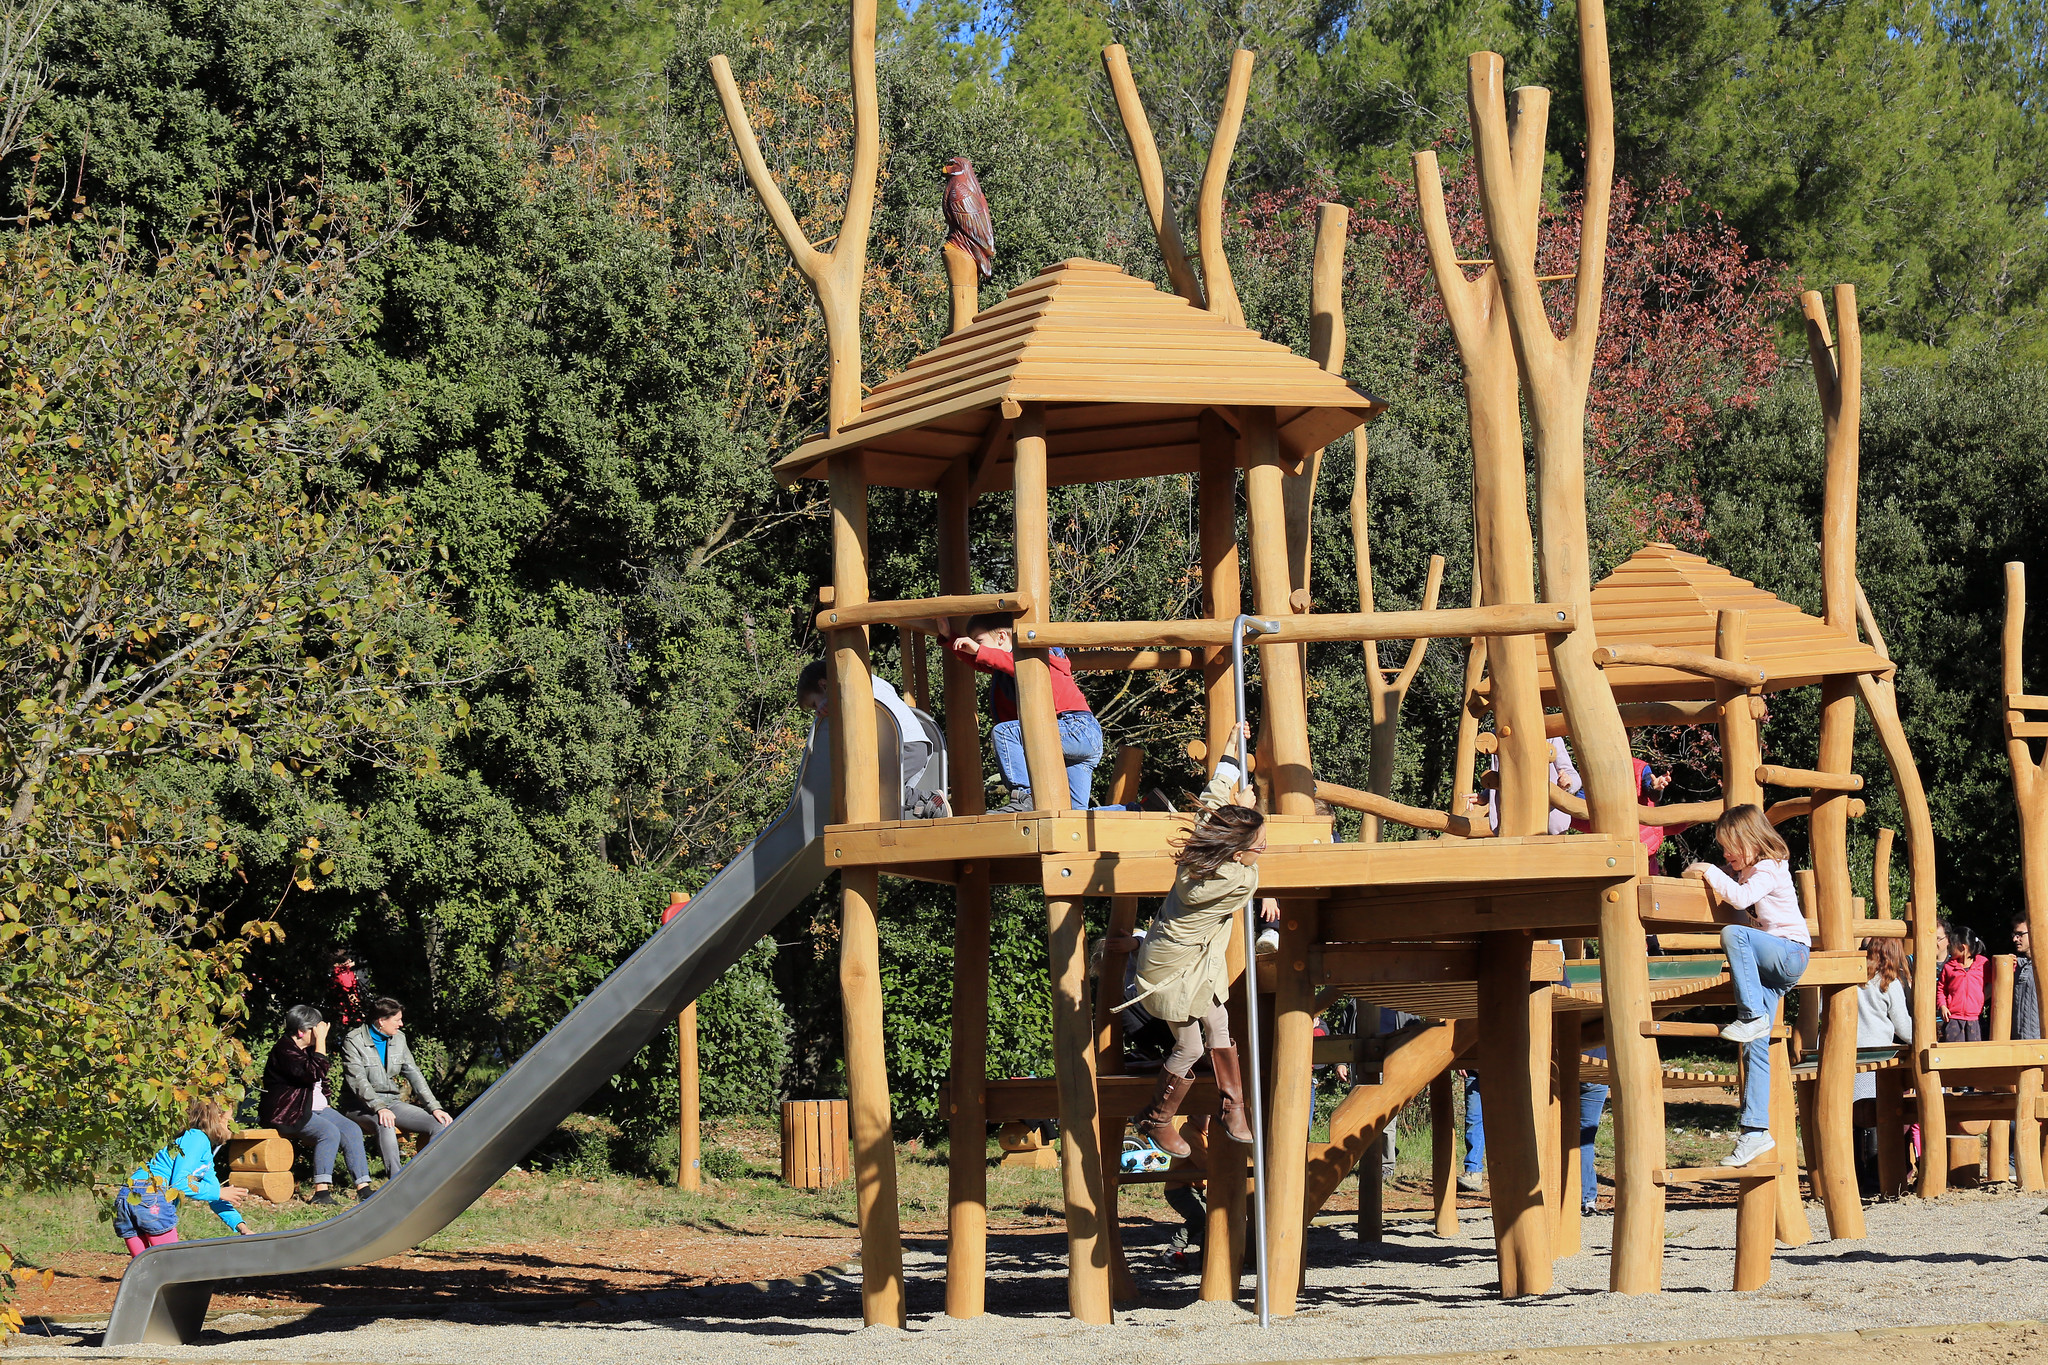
[1119,758,1267,1155]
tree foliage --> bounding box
[0,204,461,1179]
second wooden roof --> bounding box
[1535,543,1894,702]
[772,258,1386,489]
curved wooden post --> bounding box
[1412,74,1548,839]
[1803,284,1865,1240]
[1101,42,1253,324]
[1468,0,1656,1293]
[1200,412,1241,774]
[2004,562,2048,1191]
[710,0,878,435]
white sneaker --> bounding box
[1726,1130,1776,1167]
[1255,927,1280,954]
[1720,1015,1772,1044]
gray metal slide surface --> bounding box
[105,724,835,1346]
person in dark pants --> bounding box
[259,1004,374,1204]
[341,997,454,1178]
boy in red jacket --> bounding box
[949,612,1114,812]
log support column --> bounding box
[1476,933,1552,1296]
[829,453,905,1328]
[1810,677,1865,1240]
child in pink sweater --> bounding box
[1936,921,1986,1042]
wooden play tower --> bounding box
[711,0,1950,1326]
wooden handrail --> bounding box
[817,592,1030,631]
[1066,648,1200,672]
[1592,644,1764,687]
[1545,782,1717,829]
[1313,779,1492,839]
[1757,764,1863,793]
[1018,603,1574,651]
[1766,794,1867,824]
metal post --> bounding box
[1232,613,1279,1329]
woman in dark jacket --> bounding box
[260,1004,374,1204]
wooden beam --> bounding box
[1593,643,1764,687]
[1046,894,1110,1322]
[1017,603,1574,650]
[1199,410,1239,777]
[817,592,1029,631]
[1757,764,1864,793]
[1313,778,1491,838]
[1011,408,1069,811]
[945,865,991,1317]
[1067,648,1200,672]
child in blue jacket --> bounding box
[113,1099,249,1255]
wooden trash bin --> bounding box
[225,1128,297,1204]
[781,1100,850,1189]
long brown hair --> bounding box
[184,1098,232,1147]
[1170,804,1265,880]
[1714,804,1789,865]
[1863,936,1908,990]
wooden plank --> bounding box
[1924,1041,2048,1071]
[2009,721,2048,739]
[1044,835,1637,897]
[1321,888,1606,942]
[1641,1020,1786,1039]
[1652,1163,1782,1185]
[1066,648,1200,671]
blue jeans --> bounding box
[1579,1048,1610,1206]
[277,1106,370,1185]
[991,711,1105,809]
[1461,1072,1484,1174]
[1723,924,1810,1131]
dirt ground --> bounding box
[1368,1320,2048,1365]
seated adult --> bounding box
[342,996,454,1178]
[259,1004,375,1204]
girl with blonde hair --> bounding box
[1685,803,1809,1168]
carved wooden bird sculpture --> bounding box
[942,155,995,281]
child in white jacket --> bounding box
[1686,804,1810,1168]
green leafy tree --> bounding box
[0,204,465,1182]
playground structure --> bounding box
[99,0,2048,1349]
[715,0,1965,1326]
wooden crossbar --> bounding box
[1591,643,1764,686]
[1017,603,1574,650]
[1653,1163,1782,1185]
[1757,764,1864,793]
[817,591,1029,630]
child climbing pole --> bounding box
[1686,804,1811,1168]
[1117,752,1272,1156]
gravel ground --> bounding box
[15,1186,2048,1363]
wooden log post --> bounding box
[1875,1067,1911,1197]
[826,452,907,1327]
[1799,284,1862,1239]
[1432,1067,1459,1237]
[1267,898,1320,1314]
[939,461,992,1318]
[1199,412,1240,774]
[1356,1003,1383,1238]
[1011,408,1071,809]
[1097,893,1142,1303]
[944,242,979,336]
[1553,1013,1583,1257]
[1046,893,1112,1323]
[1474,932,1552,1295]
[2004,562,2048,1193]
[1990,954,2016,1182]
[1467,0,1654,1294]
[1243,407,1315,815]
[679,1002,700,1192]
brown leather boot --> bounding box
[1208,1046,1255,1145]
[1133,1069,1195,1158]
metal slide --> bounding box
[106,722,836,1346]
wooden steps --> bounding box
[1652,1163,1782,1184]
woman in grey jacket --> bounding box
[341,996,454,1177]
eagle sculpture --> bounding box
[942,155,995,281]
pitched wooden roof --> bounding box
[1534,543,1893,702]
[771,258,1385,490]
